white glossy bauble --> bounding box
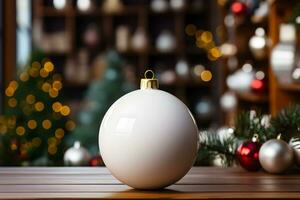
[99,89,199,189]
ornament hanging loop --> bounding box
[140,69,159,89]
[144,70,155,79]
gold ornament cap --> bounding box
[140,70,159,89]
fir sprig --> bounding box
[270,104,300,141]
[234,110,274,142]
[195,129,238,166]
[196,104,300,167]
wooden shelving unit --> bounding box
[268,0,300,115]
[217,0,300,123]
[33,0,221,127]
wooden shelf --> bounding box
[278,82,300,92]
[236,91,269,104]
[38,7,69,17]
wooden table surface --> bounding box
[0,167,300,199]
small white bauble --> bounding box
[64,141,91,166]
[175,59,189,78]
[53,0,66,10]
[151,0,168,13]
[156,30,176,52]
[99,70,199,189]
[170,0,185,11]
[220,91,237,111]
[131,27,148,52]
[249,27,267,60]
[77,0,91,11]
[226,68,254,92]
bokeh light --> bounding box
[201,70,213,82]
[40,68,49,78]
[8,98,18,108]
[185,24,197,36]
[16,126,25,136]
[65,120,76,131]
[44,61,54,72]
[20,72,29,82]
[55,128,65,139]
[60,106,71,116]
[35,102,45,112]
[26,94,36,104]
[52,102,62,112]
[42,119,52,130]
[27,120,37,130]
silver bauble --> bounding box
[259,138,294,174]
[289,138,300,166]
[64,141,91,166]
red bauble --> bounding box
[231,1,247,15]
[251,79,266,93]
[236,135,261,171]
[89,155,104,167]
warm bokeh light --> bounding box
[16,126,25,136]
[44,61,54,72]
[8,98,18,108]
[48,145,57,155]
[42,119,52,129]
[10,143,18,151]
[40,68,49,78]
[27,120,37,130]
[210,47,222,58]
[201,31,213,43]
[52,81,62,91]
[60,106,71,116]
[9,81,19,90]
[48,137,57,145]
[185,24,197,36]
[26,94,36,104]
[42,82,51,92]
[65,120,76,131]
[32,137,42,147]
[29,67,39,77]
[5,87,15,97]
[52,102,62,112]
[34,102,45,112]
[49,88,59,98]
[20,72,29,82]
[55,128,65,139]
[32,61,41,70]
[201,70,213,82]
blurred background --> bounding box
[0,0,299,166]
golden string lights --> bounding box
[2,59,76,158]
[185,25,222,61]
[185,24,222,82]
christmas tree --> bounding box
[0,55,75,166]
[70,51,135,155]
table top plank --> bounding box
[0,167,300,199]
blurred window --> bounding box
[16,0,31,68]
[0,0,3,112]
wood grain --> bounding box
[0,167,300,199]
